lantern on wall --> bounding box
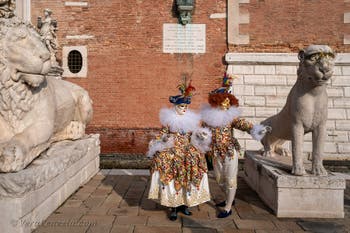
[176,0,194,25]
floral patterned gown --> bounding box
[148,108,211,207]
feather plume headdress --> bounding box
[169,79,196,105]
[211,73,237,94]
[209,73,239,107]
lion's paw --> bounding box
[276,147,290,157]
[292,165,306,176]
[0,140,27,172]
[263,150,276,157]
[66,121,85,140]
[311,164,328,176]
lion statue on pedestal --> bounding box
[261,45,335,176]
[0,16,93,172]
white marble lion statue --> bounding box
[0,16,93,172]
[261,45,335,176]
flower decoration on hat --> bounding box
[209,73,239,108]
[169,79,196,105]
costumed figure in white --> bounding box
[147,80,212,221]
[200,74,270,218]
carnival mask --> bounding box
[220,97,231,111]
[175,104,188,115]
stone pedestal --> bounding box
[244,151,346,218]
[0,134,100,233]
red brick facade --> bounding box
[232,0,350,52]
[30,0,349,154]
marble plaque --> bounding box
[163,23,206,53]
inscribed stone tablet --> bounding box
[163,23,206,54]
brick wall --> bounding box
[229,0,350,52]
[30,0,227,153]
[226,53,350,159]
[29,0,350,156]
[87,128,159,154]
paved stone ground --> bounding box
[34,170,350,233]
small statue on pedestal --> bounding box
[37,9,63,76]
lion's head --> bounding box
[0,17,51,128]
[0,17,51,82]
[297,45,335,86]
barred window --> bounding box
[68,50,83,74]
[63,46,87,78]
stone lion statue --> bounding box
[0,16,93,172]
[261,45,335,176]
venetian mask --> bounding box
[220,97,231,111]
[175,104,188,115]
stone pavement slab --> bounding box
[107,206,139,216]
[34,225,90,233]
[254,230,293,233]
[147,215,182,227]
[272,219,303,231]
[134,226,181,233]
[115,215,148,225]
[233,219,276,230]
[218,229,254,233]
[296,220,347,233]
[110,225,134,233]
[182,227,218,233]
[82,215,115,233]
[33,169,350,233]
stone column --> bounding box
[15,0,30,21]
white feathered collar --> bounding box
[200,104,241,127]
[159,107,200,133]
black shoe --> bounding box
[169,208,177,221]
[179,205,192,216]
[215,201,226,207]
[217,210,232,218]
[215,200,235,207]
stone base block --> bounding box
[244,151,346,218]
[0,134,100,233]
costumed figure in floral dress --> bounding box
[147,80,212,221]
[200,74,270,218]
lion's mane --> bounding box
[0,17,36,129]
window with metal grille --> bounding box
[67,50,83,74]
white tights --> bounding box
[214,153,239,212]
[224,187,236,212]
